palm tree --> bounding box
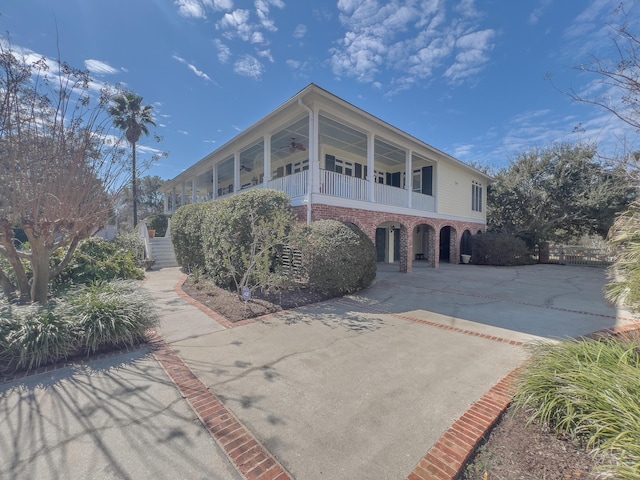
[108,92,156,227]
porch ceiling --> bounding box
[212,114,429,181]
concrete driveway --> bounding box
[156,262,633,479]
[1,263,634,480]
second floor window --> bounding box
[472,180,483,212]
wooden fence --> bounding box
[545,244,614,267]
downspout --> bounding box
[298,98,313,225]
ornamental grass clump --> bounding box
[513,334,640,478]
[69,281,157,354]
[0,281,157,373]
[0,300,77,371]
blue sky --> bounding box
[1,0,638,180]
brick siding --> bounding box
[293,204,485,272]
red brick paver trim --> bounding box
[407,368,522,480]
[149,331,292,480]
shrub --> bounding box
[513,336,640,479]
[69,281,157,354]
[113,232,146,264]
[0,281,157,372]
[0,300,77,371]
[171,202,210,271]
[293,220,376,296]
[53,236,144,289]
[146,214,169,237]
[470,233,534,266]
[202,189,294,296]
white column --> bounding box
[263,135,271,187]
[311,107,320,194]
[192,177,197,203]
[405,149,412,209]
[212,162,217,199]
[367,133,375,202]
[181,182,186,206]
[171,187,176,212]
[234,152,240,193]
[163,193,168,213]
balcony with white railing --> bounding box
[320,170,368,201]
[268,170,308,198]
[374,182,407,208]
[169,168,436,214]
[319,169,435,212]
[411,190,435,211]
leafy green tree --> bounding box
[488,143,635,248]
[113,175,165,227]
[564,6,640,312]
[108,93,156,228]
[0,41,127,304]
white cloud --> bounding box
[293,24,307,38]
[215,0,284,46]
[330,0,496,93]
[234,54,264,79]
[286,58,311,79]
[172,55,213,82]
[455,0,479,19]
[454,144,474,158]
[84,59,118,75]
[174,0,234,19]
[255,0,285,31]
[258,49,274,62]
[527,0,552,25]
[175,0,206,18]
[251,31,265,44]
[443,29,495,84]
[214,39,232,63]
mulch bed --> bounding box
[180,276,333,323]
[462,405,603,479]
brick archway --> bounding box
[294,204,485,272]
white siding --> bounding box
[436,162,486,221]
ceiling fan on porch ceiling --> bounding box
[285,137,306,153]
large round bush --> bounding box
[296,220,376,296]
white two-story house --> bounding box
[160,84,491,273]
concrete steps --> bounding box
[149,236,178,268]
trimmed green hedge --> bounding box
[171,202,210,271]
[294,220,376,296]
[471,233,534,266]
[202,190,294,294]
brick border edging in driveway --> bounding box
[407,323,640,480]
[148,331,293,480]
[407,368,521,480]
